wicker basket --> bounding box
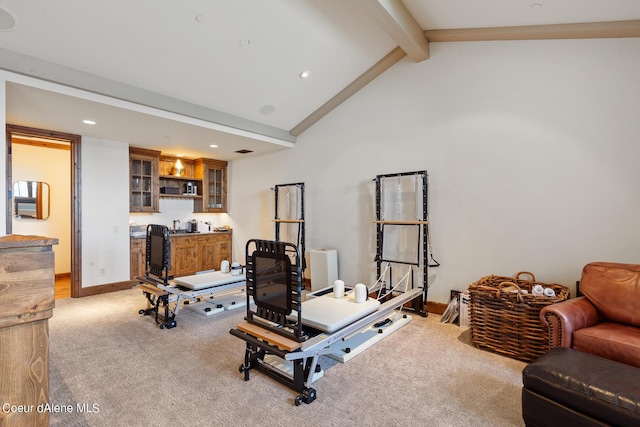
[468,272,570,362]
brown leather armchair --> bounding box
[540,261,640,368]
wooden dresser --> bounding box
[0,235,58,427]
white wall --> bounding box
[81,137,131,287]
[12,143,71,274]
[229,38,640,303]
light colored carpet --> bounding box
[48,289,526,427]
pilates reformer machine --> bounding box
[229,239,424,405]
[136,224,247,329]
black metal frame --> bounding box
[137,224,176,329]
[274,182,306,272]
[374,170,429,317]
[231,239,317,404]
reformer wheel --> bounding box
[295,388,316,405]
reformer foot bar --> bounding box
[229,287,422,405]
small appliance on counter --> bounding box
[184,182,197,196]
[129,224,147,237]
[186,219,198,233]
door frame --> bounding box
[6,124,82,298]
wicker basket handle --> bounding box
[515,271,536,283]
[498,281,525,303]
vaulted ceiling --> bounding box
[2,1,639,160]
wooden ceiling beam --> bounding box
[424,20,640,42]
[289,47,406,137]
[355,0,429,62]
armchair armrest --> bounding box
[540,296,600,348]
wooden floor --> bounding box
[55,275,71,299]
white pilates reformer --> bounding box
[229,239,423,405]
[160,270,247,316]
[137,224,247,329]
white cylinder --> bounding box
[544,287,556,297]
[231,262,241,276]
[220,260,230,274]
[333,280,345,298]
[532,284,544,297]
[355,283,368,304]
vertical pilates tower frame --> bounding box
[273,182,306,273]
[374,170,429,317]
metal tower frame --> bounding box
[374,170,429,316]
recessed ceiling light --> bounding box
[531,3,542,9]
[299,70,310,79]
[195,14,204,23]
[260,104,276,115]
[239,39,251,47]
[209,144,218,148]
[82,119,96,125]
[176,154,184,157]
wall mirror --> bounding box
[13,180,50,219]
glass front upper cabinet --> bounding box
[129,147,160,212]
[195,158,227,213]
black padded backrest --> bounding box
[252,249,292,314]
[145,224,171,282]
[245,239,303,341]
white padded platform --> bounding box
[300,293,380,333]
[174,271,246,290]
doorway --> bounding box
[6,124,82,298]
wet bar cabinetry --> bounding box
[170,235,198,277]
[197,233,232,272]
[130,231,232,280]
[129,148,227,213]
[130,238,145,280]
[0,235,58,427]
[158,156,203,201]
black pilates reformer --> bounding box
[136,224,177,329]
[229,239,423,405]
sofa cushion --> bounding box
[581,262,640,327]
[573,322,640,368]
